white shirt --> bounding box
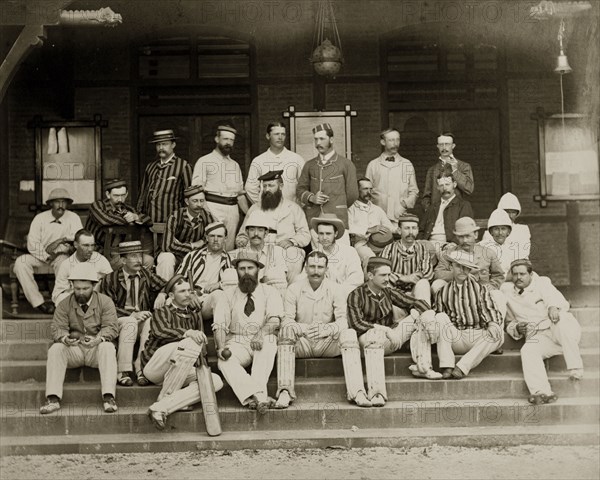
[52,252,113,305]
[192,149,243,196]
[348,200,394,237]
[26,210,83,262]
[431,194,456,236]
[245,147,305,204]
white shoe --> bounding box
[274,391,291,409]
[409,364,443,380]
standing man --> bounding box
[431,251,504,379]
[245,122,305,205]
[156,185,214,281]
[365,128,419,226]
[422,133,474,212]
[52,229,113,306]
[379,214,434,304]
[143,275,224,430]
[347,258,442,408]
[297,123,358,246]
[213,250,283,414]
[192,123,249,251]
[99,241,167,387]
[137,130,193,223]
[502,259,583,404]
[176,221,234,321]
[14,188,82,314]
[237,170,310,282]
[39,263,119,415]
[274,251,372,409]
[348,177,395,266]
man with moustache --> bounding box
[143,275,224,430]
[40,262,119,414]
[274,251,372,409]
[365,128,419,226]
[192,123,249,251]
[176,221,234,321]
[52,229,113,306]
[14,188,82,314]
[379,214,434,304]
[347,177,395,265]
[422,133,474,212]
[99,241,167,387]
[156,185,215,281]
[137,130,193,223]
[213,250,283,414]
[237,170,310,282]
[501,259,583,404]
[479,209,526,278]
[85,179,153,264]
[297,123,358,246]
[245,122,305,205]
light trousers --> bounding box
[156,252,178,282]
[13,254,67,308]
[117,316,151,374]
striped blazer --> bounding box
[162,207,214,261]
[99,267,166,316]
[379,240,434,285]
[176,247,233,293]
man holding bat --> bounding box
[142,274,223,431]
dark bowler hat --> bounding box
[104,179,127,192]
[149,130,177,143]
[397,214,420,225]
[164,274,187,294]
[258,170,284,182]
[367,230,394,253]
[184,185,204,198]
[367,257,392,269]
[312,123,333,134]
[217,125,237,135]
[118,241,144,256]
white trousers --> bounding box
[13,254,67,308]
[117,316,151,374]
[521,312,583,395]
[217,334,278,405]
[206,202,239,251]
[156,252,177,282]
[45,342,117,399]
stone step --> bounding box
[2,424,598,456]
[3,396,598,436]
[2,349,598,384]
[2,326,598,361]
[2,371,596,407]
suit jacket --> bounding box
[297,152,358,228]
[99,267,166,316]
[423,159,474,208]
[419,195,474,244]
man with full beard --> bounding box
[192,123,250,250]
[213,250,283,414]
[236,170,310,282]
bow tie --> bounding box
[385,156,395,162]
[50,219,62,224]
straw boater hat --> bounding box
[46,188,73,205]
[118,241,144,256]
[310,213,345,239]
[445,250,479,271]
[183,185,204,199]
[453,217,480,236]
[104,179,127,192]
[68,263,99,283]
[149,130,177,143]
[232,249,264,269]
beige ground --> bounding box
[1,445,598,479]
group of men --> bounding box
[15,120,583,426]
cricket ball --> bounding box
[69,331,83,340]
[222,348,232,360]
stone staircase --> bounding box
[1,307,598,455]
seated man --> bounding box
[156,185,214,281]
[236,170,310,283]
[39,263,119,414]
[52,229,113,306]
[143,275,224,430]
[347,258,441,408]
[310,214,363,300]
[479,209,527,278]
[502,259,583,405]
[14,188,82,314]
[418,172,473,251]
[176,221,234,321]
[274,251,372,409]
[99,241,167,387]
[213,250,283,415]
[348,177,395,266]
[432,251,504,379]
[229,211,288,296]
[85,179,153,267]
[379,214,434,304]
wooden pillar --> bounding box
[566,201,582,288]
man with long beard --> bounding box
[236,170,310,282]
[213,250,283,414]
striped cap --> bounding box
[164,274,186,294]
[312,123,333,134]
[217,125,237,135]
[184,185,204,198]
[104,179,127,192]
[205,221,227,236]
[397,214,420,224]
[149,130,177,143]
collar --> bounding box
[160,153,175,166]
[399,240,416,254]
[440,194,456,205]
[319,150,336,163]
[366,285,384,299]
[123,268,141,281]
[439,154,456,164]
[353,199,372,211]
[185,208,201,222]
[380,153,399,163]
[267,147,288,157]
[213,149,231,161]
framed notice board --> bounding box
[532,109,599,206]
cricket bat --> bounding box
[188,270,222,436]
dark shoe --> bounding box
[137,373,150,386]
[117,372,134,387]
[451,366,465,380]
[541,393,558,404]
[528,394,545,405]
[149,410,167,430]
[256,397,275,415]
[441,368,454,379]
[37,301,55,315]
[492,348,503,355]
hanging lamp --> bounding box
[310,0,344,77]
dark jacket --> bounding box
[419,195,474,244]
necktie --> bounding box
[244,293,255,316]
[129,275,139,309]
[385,156,395,162]
[518,289,524,295]
[80,304,89,313]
